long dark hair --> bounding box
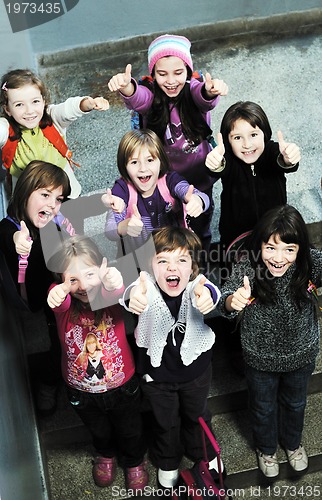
[220,101,272,153]
[246,205,312,307]
[0,69,52,140]
[141,69,212,145]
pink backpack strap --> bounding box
[125,182,138,219]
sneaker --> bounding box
[92,456,117,487]
[256,449,279,478]
[286,445,308,472]
[158,468,179,488]
[126,460,149,492]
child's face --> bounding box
[154,56,188,98]
[26,185,64,228]
[152,248,193,297]
[126,145,161,197]
[228,118,265,164]
[4,84,45,129]
[63,256,101,304]
[261,235,299,277]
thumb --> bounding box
[204,72,212,89]
[132,205,141,219]
[139,271,147,294]
[185,184,194,202]
[20,220,30,238]
[243,276,251,297]
[277,130,286,151]
[125,63,132,79]
[217,132,225,154]
[62,272,73,293]
[194,275,207,296]
[106,187,112,199]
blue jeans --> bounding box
[245,362,315,455]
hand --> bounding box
[205,133,225,172]
[277,130,301,165]
[47,273,72,309]
[13,220,32,255]
[108,64,133,94]
[204,73,229,97]
[129,271,148,314]
[101,189,126,213]
[184,185,203,217]
[80,96,109,112]
[127,205,144,237]
[99,257,123,291]
[194,276,215,314]
[230,276,251,311]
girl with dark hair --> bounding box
[103,128,209,255]
[0,68,109,198]
[107,34,228,251]
[219,205,321,478]
[205,101,301,249]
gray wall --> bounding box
[1,0,322,72]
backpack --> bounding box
[125,174,188,228]
[2,123,78,170]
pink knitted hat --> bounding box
[148,34,193,74]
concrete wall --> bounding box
[1,0,322,72]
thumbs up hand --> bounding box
[277,130,301,166]
[13,220,33,256]
[101,188,126,213]
[230,276,252,311]
[205,133,225,172]
[99,257,123,291]
[127,205,144,237]
[108,64,133,95]
[204,73,229,97]
[184,184,204,217]
[194,275,215,314]
[129,271,148,314]
[47,273,72,309]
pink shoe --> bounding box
[125,460,149,492]
[92,456,117,487]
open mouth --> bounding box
[242,150,256,156]
[38,210,52,220]
[138,175,152,184]
[166,275,180,288]
[269,262,286,272]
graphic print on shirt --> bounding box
[168,120,199,154]
[65,312,125,392]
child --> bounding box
[205,101,301,251]
[120,226,221,489]
[0,68,109,198]
[218,205,321,478]
[108,34,229,251]
[103,128,210,258]
[0,160,71,415]
[47,235,148,491]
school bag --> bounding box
[125,174,188,228]
[172,417,231,500]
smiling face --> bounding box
[154,56,188,98]
[152,248,193,297]
[228,118,265,164]
[4,84,45,129]
[126,144,161,197]
[63,255,101,304]
[261,234,299,277]
[26,185,64,228]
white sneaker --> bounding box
[256,449,279,478]
[286,445,308,472]
[158,468,179,488]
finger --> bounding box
[204,72,212,89]
[20,220,30,237]
[277,130,286,153]
[194,275,207,296]
[125,63,132,80]
[243,276,251,297]
[185,184,194,202]
[132,205,141,220]
[217,132,225,153]
[139,271,147,294]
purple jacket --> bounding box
[122,78,220,191]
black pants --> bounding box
[140,364,215,470]
[66,375,147,468]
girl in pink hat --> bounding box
[108,34,229,255]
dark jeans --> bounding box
[140,364,214,470]
[66,374,146,468]
[245,362,315,455]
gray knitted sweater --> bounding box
[219,249,322,372]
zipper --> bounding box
[250,164,256,176]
